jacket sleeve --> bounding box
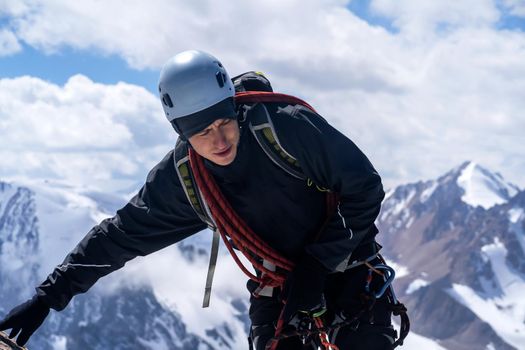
[36,150,207,310]
[275,105,385,272]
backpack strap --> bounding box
[236,91,328,181]
[174,139,222,308]
[244,102,305,180]
[202,228,221,307]
[174,139,216,228]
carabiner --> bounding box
[369,264,396,299]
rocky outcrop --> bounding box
[0,332,26,350]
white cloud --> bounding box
[0,75,174,191]
[0,28,21,56]
[502,0,525,16]
[370,0,501,36]
[0,0,524,189]
[0,0,31,14]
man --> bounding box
[0,50,402,349]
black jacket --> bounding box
[36,104,385,311]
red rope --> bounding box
[189,92,340,349]
[189,148,293,287]
[191,148,340,350]
[235,91,317,112]
[314,317,340,350]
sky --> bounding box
[0,0,524,193]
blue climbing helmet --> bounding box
[158,50,236,138]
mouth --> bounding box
[214,145,232,157]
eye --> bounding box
[198,129,210,137]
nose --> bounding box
[213,129,228,149]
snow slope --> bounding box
[457,162,519,209]
[448,237,525,349]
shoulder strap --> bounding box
[174,139,215,228]
[245,102,305,180]
[235,91,321,181]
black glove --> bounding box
[0,295,50,346]
[281,253,330,323]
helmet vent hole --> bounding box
[162,93,174,108]
[216,71,225,87]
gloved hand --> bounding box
[0,295,50,346]
[281,253,330,323]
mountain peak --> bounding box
[454,161,519,209]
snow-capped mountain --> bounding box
[377,161,525,350]
[0,182,40,314]
[456,161,519,209]
[39,286,216,350]
[0,180,249,350]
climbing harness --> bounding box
[262,254,410,349]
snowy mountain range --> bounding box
[0,180,249,350]
[377,161,524,350]
[1,160,524,349]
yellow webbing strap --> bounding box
[261,127,301,168]
[178,162,205,215]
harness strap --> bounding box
[202,229,221,307]
[175,151,215,227]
